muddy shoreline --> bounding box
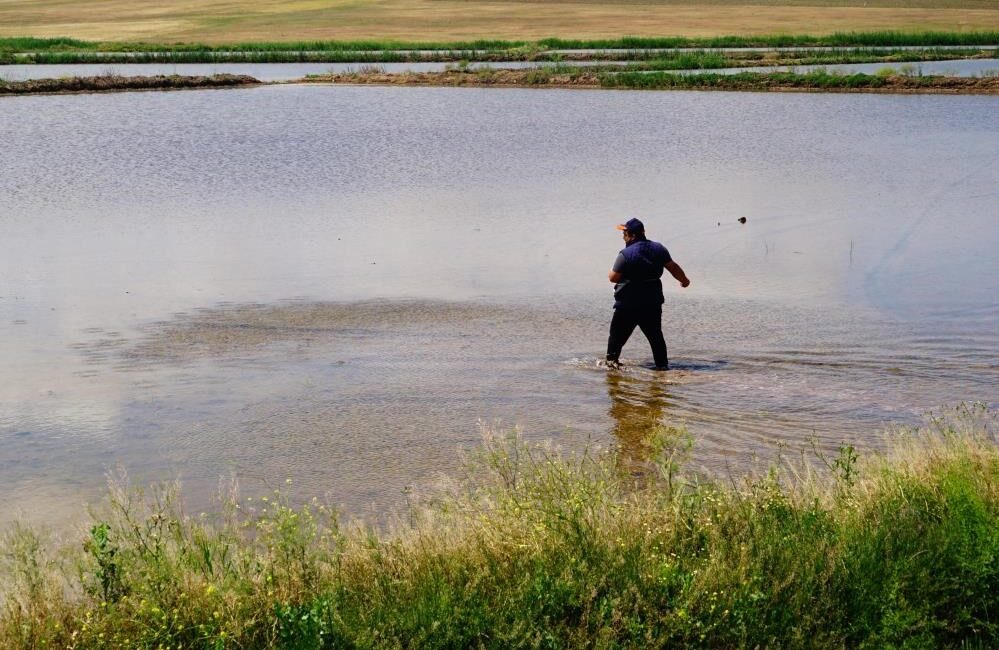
[302,69,999,94]
[0,73,260,95]
[3,70,998,96]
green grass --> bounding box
[5,45,994,68]
[608,48,991,72]
[1,404,996,648]
[0,36,95,51]
[1,30,997,62]
[538,30,999,49]
[0,36,530,54]
[598,69,966,90]
[624,52,732,71]
[3,48,545,65]
[9,51,421,65]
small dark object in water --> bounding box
[738,217,747,224]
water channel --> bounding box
[1,58,997,82]
[1,85,997,527]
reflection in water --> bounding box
[605,371,671,468]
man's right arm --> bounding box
[665,260,690,288]
[609,252,626,283]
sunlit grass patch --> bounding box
[608,47,993,73]
[596,68,997,91]
[1,405,996,648]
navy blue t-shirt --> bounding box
[612,239,672,308]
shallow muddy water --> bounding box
[1,85,997,527]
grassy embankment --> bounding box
[601,69,999,92]
[0,74,260,96]
[2,31,999,64]
[612,48,997,72]
[303,66,999,94]
[2,405,996,648]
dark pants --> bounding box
[606,306,668,369]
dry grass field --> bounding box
[1,0,997,44]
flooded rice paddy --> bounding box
[1,85,997,526]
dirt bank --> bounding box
[4,70,996,98]
[301,69,999,94]
[0,73,260,95]
[303,69,603,88]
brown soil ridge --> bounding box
[0,74,260,95]
[305,70,604,89]
[3,71,996,97]
[302,69,999,94]
[305,70,603,88]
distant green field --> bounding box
[0,0,997,43]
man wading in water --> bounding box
[605,218,690,370]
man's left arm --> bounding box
[665,260,690,288]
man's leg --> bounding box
[637,307,669,369]
[606,307,639,364]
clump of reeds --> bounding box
[600,69,999,93]
[1,404,996,648]
[603,69,889,90]
[609,48,993,73]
